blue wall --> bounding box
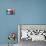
[0,0,46,44]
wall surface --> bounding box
[0,0,46,44]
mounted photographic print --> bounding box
[18,24,46,41]
[6,8,15,15]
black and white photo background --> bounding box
[20,25,46,41]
